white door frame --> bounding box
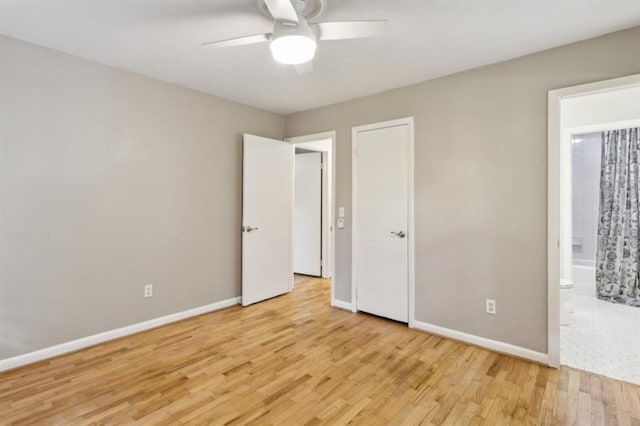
[285,131,337,301]
[351,117,415,327]
[547,74,640,367]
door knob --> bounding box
[390,231,406,238]
[243,226,259,233]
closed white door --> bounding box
[294,152,322,276]
[242,134,293,306]
[354,123,411,322]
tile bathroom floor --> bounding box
[561,294,640,385]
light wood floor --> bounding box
[1,276,639,425]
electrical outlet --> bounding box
[144,284,153,298]
[486,299,496,315]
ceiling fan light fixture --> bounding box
[270,34,317,65]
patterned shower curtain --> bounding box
[595,128,640,307]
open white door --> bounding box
[242,134,293,306]
[294,152,322,276]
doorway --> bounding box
[287,132,336,299]
[548,74,640,383]
[292,142,331,278]
[293,149,322,277]
[352,118,414,325]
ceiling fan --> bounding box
[202,0,388,73]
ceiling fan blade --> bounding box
[264,0,299,23]
[314,20,388,41]
[201,34,270,48]
[294,61,313,76]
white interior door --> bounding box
[354,123,410,322]
[242,134,293,306]
[294,152,322,276]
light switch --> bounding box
[338,207,345,218]
[337,218,345,229]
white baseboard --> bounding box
[412,320,549,365]
[331,299,353,311]
[0,296,241,372]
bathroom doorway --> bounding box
[562,129,640,384]
[548,75,640,383]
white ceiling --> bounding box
[1,0,638,115]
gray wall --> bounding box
[0,35,285,358]
[285,27,640,353]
